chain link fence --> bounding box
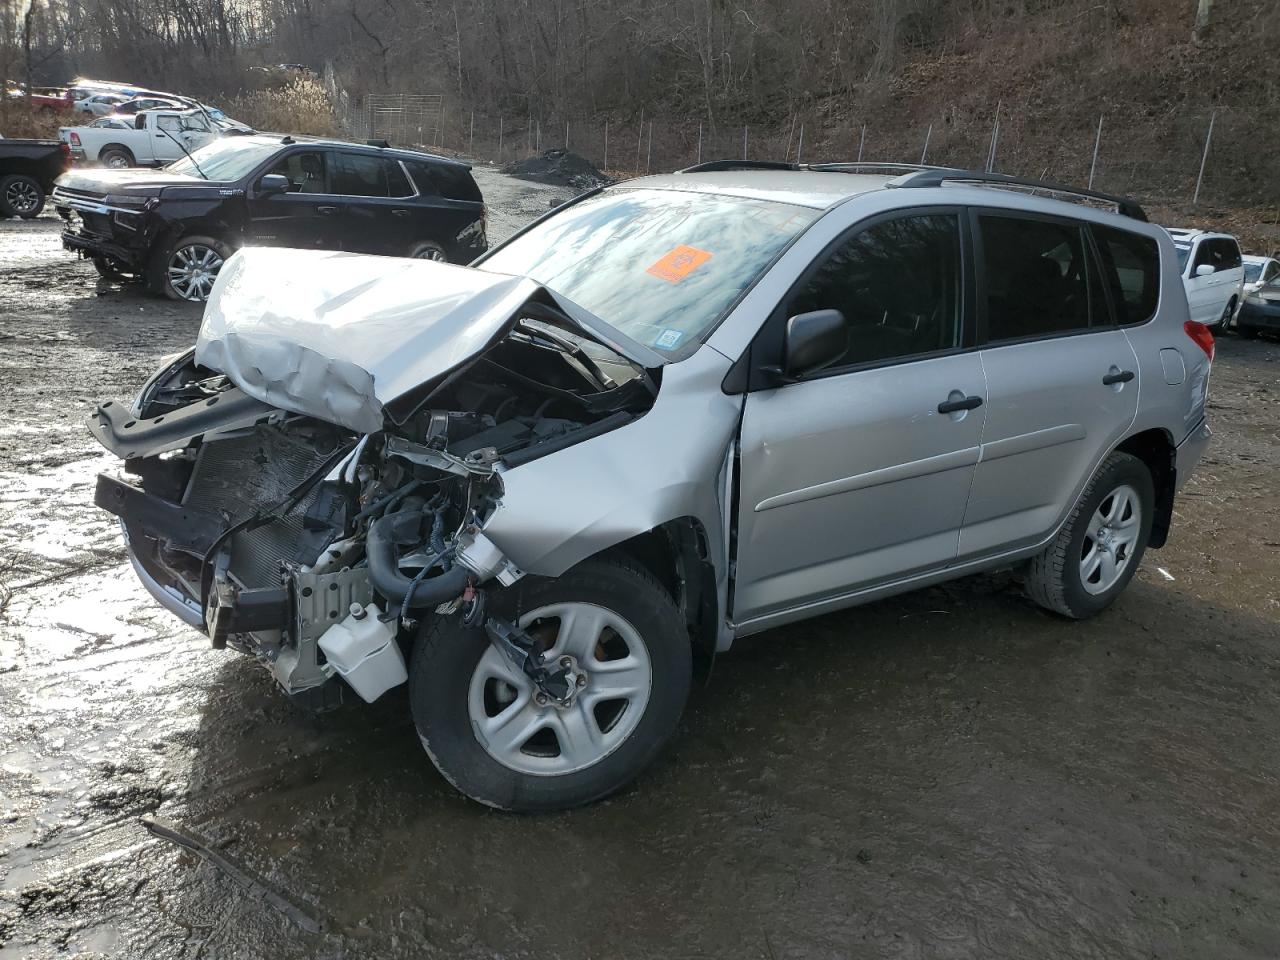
[324,66,1279,233]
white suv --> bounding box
[1166,227,1244,331]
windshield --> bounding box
[166,138,281,181]
[1244,261,1263,282]
[480,188,820,354]
[1174,242,1191,272]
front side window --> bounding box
[980,214,1094,341]
[1093,224,1160,325]
[479,188,819,354]
[1266,262,1280,283]
[333,153,387,197]
[267,151,328,194]
[787,213,962,367]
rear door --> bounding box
[733,209,987,623]
[958,210,1139,558]
[244,148,344,250]
[331,152,416,255]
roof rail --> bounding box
[806,162,962,176]
[889,168,1147,221]
[677,159,799,174]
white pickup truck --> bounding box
[60,109,218,168]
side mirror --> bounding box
[780,309,848,380]
[258,174,290,197]
[1194,263,1215,277]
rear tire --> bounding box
[407,239,448,261]
[409,557,692,811]
[98,146,135,169]
[0,174,45,219]
[1024,451,1154,619]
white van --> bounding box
[1166,228,1245,331]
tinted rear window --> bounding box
[409,162,480,202]
[979,214,1097,341]
[1093,225,1160,325]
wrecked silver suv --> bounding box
[90,165,1211,810]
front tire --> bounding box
[93,256,136,282]
[410,557,692,811]
[1216,298,1236,332]
[0,174,45,219]
[1024,451,1154,619]
[149,234,232,301]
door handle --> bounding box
[391,209,411,218]
[937,394,983,414]
[317,205,338,215]
[1102,370,1135,385]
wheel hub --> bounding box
[468,601,653,776]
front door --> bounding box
[958,211,1140,557]
[245,149,343,250]
[733,211,986,624]
[153,114,215,163]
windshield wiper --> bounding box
[159,127,208,179]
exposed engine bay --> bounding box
[90,302,657,707]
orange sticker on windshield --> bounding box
[646,245,713,283]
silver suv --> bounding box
[89,163,1213,811]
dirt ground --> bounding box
[1,168,1278,960]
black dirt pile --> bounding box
[504,149,608,189]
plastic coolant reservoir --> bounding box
[317,602,407,703]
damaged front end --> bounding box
[89,249,659,708]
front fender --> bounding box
[481,346,741,582]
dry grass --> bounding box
[223,77,340,138]
[0,101,66,140]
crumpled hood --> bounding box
[195,248,549,433]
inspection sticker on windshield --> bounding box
[646,245,713,283]
[654,329,684,349]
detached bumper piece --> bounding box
[86,388,278,460]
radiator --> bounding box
[182,425,332,588]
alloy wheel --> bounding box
[167,244,224,301]
[413,246,447,261]
[1080,483,1142,595]
[467,602,653,776]
[5,179,40,215]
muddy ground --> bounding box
[1,167,1278,959]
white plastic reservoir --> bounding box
[317,603,407,703]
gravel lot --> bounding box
[1,168,1278,959]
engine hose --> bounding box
[365,509,470,609]
[429,506,449,569]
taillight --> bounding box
[1184,320,1215,361]
[69,132,81,146]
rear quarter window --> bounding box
[1092,225,1160,325]
[424,163,481,202]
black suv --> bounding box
[52,135,486,301]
